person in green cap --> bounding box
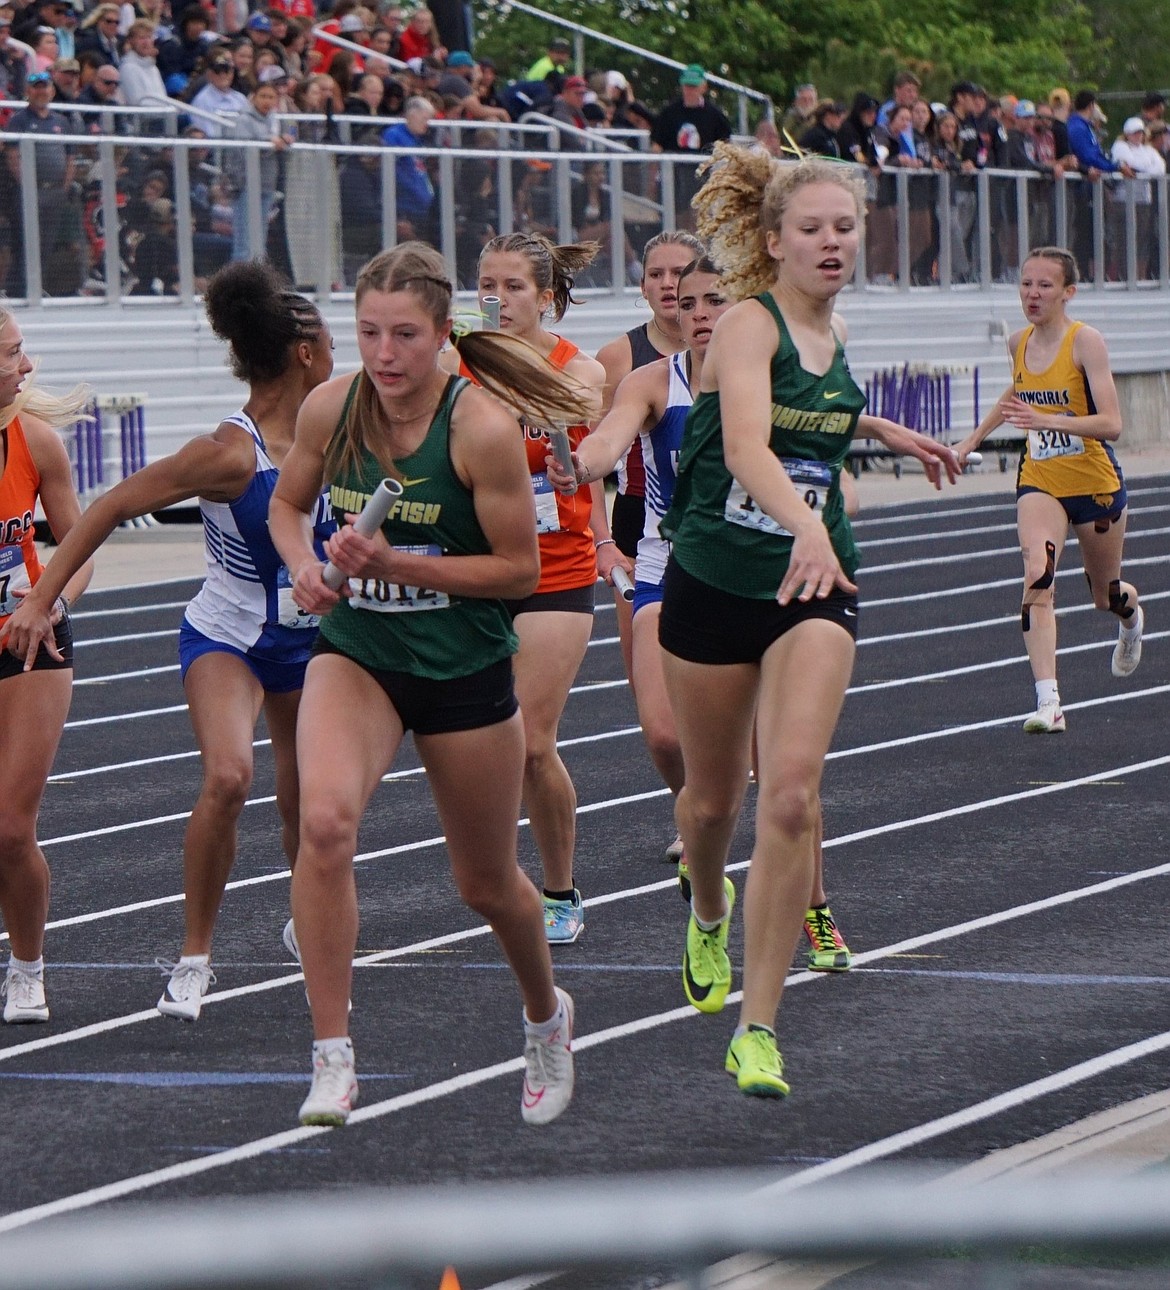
[651,64,733,227]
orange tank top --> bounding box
[0,417,44,624]
[461,335,596,593]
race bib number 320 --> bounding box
[724,459,832,538]
[348,544,450,613]
[1029,428,1085,461]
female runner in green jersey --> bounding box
[659,148,959,1098]
[270,243,595,1130]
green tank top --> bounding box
[661,291,866,599]
[320,374,519,679]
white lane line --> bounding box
[850,630,1170,694]
[858,503,1170,550]
[8,752,1170,1051]
[70,601,189,621]
[38,681,1170,858]
[74,665,178,687]
[864,548,1169,606]
[864,525,1170,576]
[3,822,1169,1231]
[758,1029,1170,1196]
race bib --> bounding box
[347,544,450,613]
[724,459,832,538]
[274,566,320,630]
[1029,428,1085,461]
[0,545,32,617]
[532,473,562,534]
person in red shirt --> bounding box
[444,232,604,945]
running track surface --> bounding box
[3,481,1170,1286]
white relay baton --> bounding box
[965,451,983,466]
[611,566,635,602]
[482,295,500,329]
[322,477,404,591]
[547,423,577,497]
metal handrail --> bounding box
[482,0,772,134]
[2,1168,1170,1288]
[518,109,635,152]
[309,23,408,72]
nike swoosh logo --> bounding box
[399,476,430,488]
[522,1081,545,1108]
[824,391,843,400]
[683,950,713,1002]
[844,607,858,617]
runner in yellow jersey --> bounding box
[958,246,1143,734]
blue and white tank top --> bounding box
[636,351,691,587]
[184,411,335,660]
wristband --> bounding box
[595,538,616,550]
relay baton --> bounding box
[611,566,635,602]
[965,451,983,465]
[548,423,578,497]
[482,295,500,329]
[322,477,404,591]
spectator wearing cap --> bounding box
[550,72,588,136]
[130,196,178,293]
[1068,88,1135,277]
[397,6,444,63]
[225,70,292,261]
[780,82,817,142]
[48,53,78,103]
[75,3,121,67]
[118,19,166,108]
[437,50,509,123]
[1108,115,1165,279]
[5,67,84,293]
[650,63,732,228]
[797,97,845,158]
[837,90,879,170]
[525,34,569,83]
[188,50,246,134]
[380,92,437,241]
[155,5,210,96]
[474,54,503,112]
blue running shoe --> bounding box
[543,890,584,944]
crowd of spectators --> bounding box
[771,72,1170,286]
[0,0,1161,297]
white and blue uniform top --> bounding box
[183,411,334,662]
[636,351,692,588]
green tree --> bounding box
[472,0,1106,118]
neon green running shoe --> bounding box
[677,853,691,904]
[682,876,735,1014]
[804,903,851,972]
[725,1025,790,1098]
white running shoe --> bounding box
[156,957,215,1021]
[1112,607,1144,678]
[299,1046,358,1126]
[1023,700,1066,734]
[521,987,574,1126]
[2,966,48,1024]
[665,833,684,864]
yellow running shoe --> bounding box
[725,1025,789,1098]
[682,876,735,1013]
[804,903,851,972]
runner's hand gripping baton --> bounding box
[482,295,500,329]
[322,477,404,591]
[547,423,577,497]
[611,566,635,602]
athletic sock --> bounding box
[524,996,566,1038]
[8,955,43,978]
[1121,614,1142,640]
[733,1022,775,1041]
[543,887,577,904]
[693,900,729,932]
[312,1037,354,1061]
[1035,680,1060,706]
[178,953,210,968]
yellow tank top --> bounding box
[1014,321,1122,499]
